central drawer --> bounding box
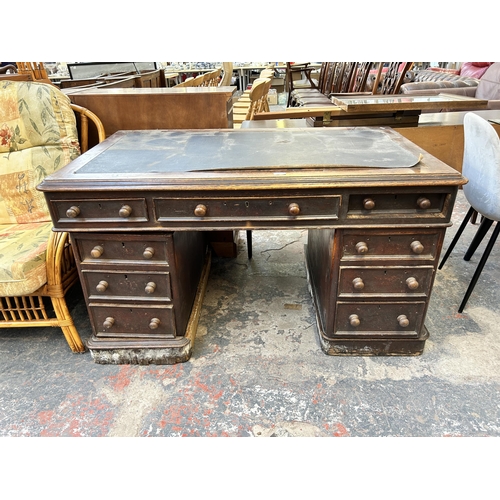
[154,195,341,222]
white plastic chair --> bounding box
[438,112,500,312]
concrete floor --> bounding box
[0,189,499,439]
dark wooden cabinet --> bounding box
[39,127,465,363]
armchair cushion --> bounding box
[0,81,80,225]
[0,221,53,296]
[1,81,81,296]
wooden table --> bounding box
[39,127,465,364]
[255,94,489,127]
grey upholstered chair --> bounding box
[438,112,500,312]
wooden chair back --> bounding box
[15,62,52,84]
[135,69,163,88]
[376,62,414,95]
[246,78,272,120]
[220,62,233,86]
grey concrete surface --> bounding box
[0,190,499,438]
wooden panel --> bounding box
[68,87,236,148]
[397,110,500,173]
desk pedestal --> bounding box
[71,231,210,364]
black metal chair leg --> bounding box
[246,230,252,259]
[464,216,494,261]
[459,222,500,312]
[438,206,475,269]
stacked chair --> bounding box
[15,62,52,84]
[289,62,413,107]
[174,68,222,88]
[232,68,274,128]
[285,62,319,106]
[0,80,105,352]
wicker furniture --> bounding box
[0,81,105,352]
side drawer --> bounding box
[338,266,434,298]
[89,304,176,339]
[333,301,426,337]
[341,229,442,262]
[82,269,172,301]
[154,195,341,222]
[72,235,170,264]
[50,198,148,224]
[347,192,449,220]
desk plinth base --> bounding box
[88,251,211,365]
[317,327,429,356]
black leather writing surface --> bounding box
[76,128,421,174]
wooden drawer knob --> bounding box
[91,245,104,258]
[66,206,80,218]
[397,314,410,327]
[194,204,207,217]
[352,277,365,290]
[288,203,300,216]
[103,317,115,329]
[145,282,157,294]
[349,314,360,327]
[410,241,424,254]
[406,277,419,290]
[119,205,132,218]
[143,247,155,259]
[356,241,368,254]
[149,318,161,329]
[96,280,109,292]
[363,198,375,210]
[417,197,431,209]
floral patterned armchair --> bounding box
[0,80,104,352]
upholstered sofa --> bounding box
[400,62,500,109]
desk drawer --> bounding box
[50,198,148,224]
[154,195,341,222]
[83,270,172,301]
[338,266,434,298]
[89,304,176,339]
[347,192,448,219]
[73,235,170,264]
[333,301,426,337]
[341,230,441,261]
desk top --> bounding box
[39,127,465,194]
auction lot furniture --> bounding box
[255,93,488,128]
[66,86,236,148]
[38,128,465,364]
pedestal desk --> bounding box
[38,127,466,364]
